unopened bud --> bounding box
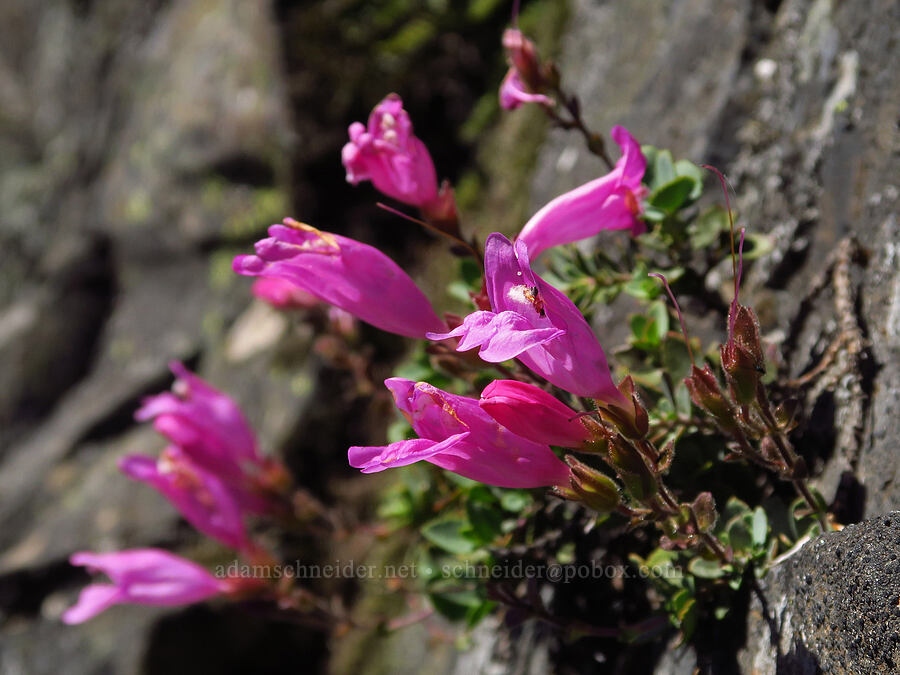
[691,492,717,533]
[502,28,544,90]
[722,305,766,404]
[566,455,621,513]
[657,441,675,474]
[731,305,765,370]
[685,365,737,431]
[720,341,761,404]
[599,376,649,439]
[607,438,657,501]
[774,399,799,431]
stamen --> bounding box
[512,0,521,26]
[568,410,602,422]
[700,165,738,296]
[376,202,431,228]
[649,272,695,367]
[728,228,747,339]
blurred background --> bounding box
[0,0,897,673]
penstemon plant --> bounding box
[64,16,840,651]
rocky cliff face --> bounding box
[0,1,307,672]
[512,0,900,672]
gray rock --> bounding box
[739,513,900,674]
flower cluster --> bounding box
[231,94,649,493]
[64,23,823,641]
[64,363,284,623]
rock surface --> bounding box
[739,514,900,673]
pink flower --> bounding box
[479,380,591,448]
[499,29,552,111]
[502,29,543,90]
[428,234,626,403]
[232,219,446,339]
[119,448,251,552]
[499,68,554,110]
[251,278,319,310]
[63,549,229,624]
[348,378,571,489]
[341,93,439,208]
[136,363,274,512]
[517,126,647,257]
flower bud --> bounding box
[691,492,717,533]
[598,376,649,439]
[722,304,765,404]
[502,28,543,90]
[607,436,657,501]
[479,380,592,447]
[685,365,737,432]
[566,455,621,513]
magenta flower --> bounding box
[136,363,276,513]
[501,29,544,91]
[63,549,230,624]
[348,378,571,489]
[251,278,319,310]
[233,219,446,339]
[517,126,647,257]
[479,380,591,448]
[119,448,250,552]
[341,93,439,209]
[428,233,626,403]
[499,68,553,110]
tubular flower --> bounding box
[428,233,626,403]
[499,68,553,110]
[136,363,276,512]
[119,448,251,552]
[348,378,571,489]
[517,126,647,257]
[233,219,446,339]
[62,549,230,624]
[479,380,591,448]
[499,28,550,110]
[251,278,319,310]
[137,363,260,480]
[341,93,439,208]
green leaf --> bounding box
[688,557,725,579]
[430,589,484,622]
[421,518,477,555]
[465,599,496,627]
[689,206,729,250]
[650,176,696,214]
[727,517,753,553]
[624,276,662,301]
[444,473,480,489]
[662,336,694,382]
[459,257,482,285]
[674,159,704,200]
[640,205,667,223]
[752,507,768,547]
[652,150,676,190]
[465,499,503,543]
[640,145,659,183]
[499,490,532,512]
[647,301,670,343]
[742,232,775,260]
